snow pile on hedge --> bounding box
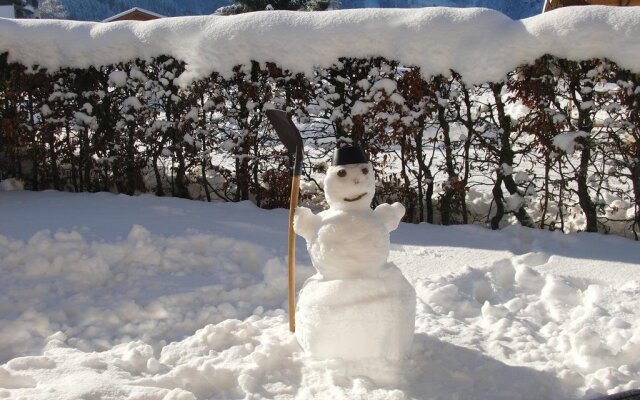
[0,191,638,399]
[1,6,640,85]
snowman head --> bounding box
[324,146,375,211]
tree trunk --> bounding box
[126,128,135,195]
[81,130,91,192]
[491,83,535,228]
[414,130,429,223]
[576,140,598,232]
[491,176,505,230]
[66,125,78,192]
[253,137,261,207]
[426,170,434,224]
[632,161,640,240]
[174,146,190,199]
[201,156,211,202]
[557,159,566,232]
[438,104,457,225]
[572,80,598,232]
[460,85,476,225]
[540,154,551,228]
[152,150,164,196]
[27,93,39,190]
[399,133,413,219]
[235,156,250,202]
[48,128,60,190]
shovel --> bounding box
[265,109,303,333]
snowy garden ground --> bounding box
[0,189,638,399]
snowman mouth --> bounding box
[343,192,368,202]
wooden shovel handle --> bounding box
[288,174,300,333]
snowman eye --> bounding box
[361,167,369,175]
[337,169,347,178]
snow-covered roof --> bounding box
[1,7,639,86]
[102,7,165,22]
[543,0,640,12]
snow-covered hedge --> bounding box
[0,8,639,238]
[1,7,639,84]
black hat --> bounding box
[332,146,368,166]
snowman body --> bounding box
[307,208,389,279]
[294,160,416,360]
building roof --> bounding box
[102,7,165,22]
[543,0,640,12]
[0,5,15,19]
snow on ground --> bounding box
[0,190,638,399]
[1,7,640,85]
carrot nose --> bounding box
[353,179,360,184]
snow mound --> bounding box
[415,254,640,398]
[1,7,639,85]
[0,178,24,191]
[0,226,301,363]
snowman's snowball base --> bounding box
[296,264,416,360]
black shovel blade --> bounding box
[265,109,304,174]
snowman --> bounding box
[294,146,416,360]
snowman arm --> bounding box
[374,202,405,232]
[294,206,321,242]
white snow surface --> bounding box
[0,190,639,399]
[1,6,640,85]
[553,130,590,155]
